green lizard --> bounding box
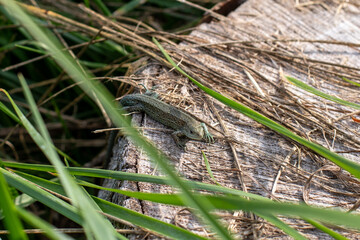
[119,88,214,148]
[105,87,214,165]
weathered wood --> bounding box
[99,1,360,238]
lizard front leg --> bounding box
[139,84,159,99]
[201,123,214,143]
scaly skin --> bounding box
[104,92,214,167]
[120,94,213,147]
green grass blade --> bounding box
[78,185,360,231]
[341,77,360,87]
[206,195,360,230]
[78,180,305,239]
[17,207,74,240]
[79,60,107,68]
[79,179,184,205]
[304,218,349,240]
[65,178,358,238]
[94,197,209,240]
[0,171,28,240]
[255,213,307,240]
[0,101,20,123]
[7,161,302,237]
[286,76,360,110]
[202,151,221,186]
[12,169,126,239]
[12,170,208,240]
[14,43,45,54]
[115,0,145,15]
[0,168,82,224]
[153,37,360,179]
[4,169,128,239]
[67,178,308,239]
[0,39,33,51]
[25,170,351,239]
[2,161,266,200]
[5,162,351,238]
[92,0,111,16]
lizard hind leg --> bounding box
[171,130,188,149]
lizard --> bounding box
[120,93,214,148]
[105,86,214,165]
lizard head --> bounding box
[183,124,204,141]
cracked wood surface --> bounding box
[99,0,360,239]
